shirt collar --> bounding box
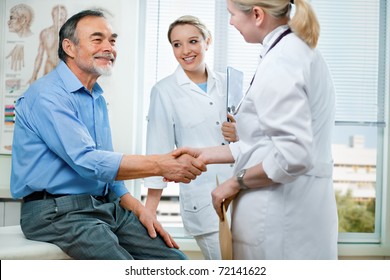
[175,64,217,90]
[261,25,290,57]
[55,60,104,96]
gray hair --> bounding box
[58,9,106,62]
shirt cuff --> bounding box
[96,151,123,182]
[143,177,168,189]
[229,142,240,162]
[109,181,129,197]
[262,149,294,184]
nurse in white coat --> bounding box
[144,15,237,260]
[174,0,338,259]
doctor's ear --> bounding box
[252,6,265,25]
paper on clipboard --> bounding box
[227,66,244,115]
[217,176,233,260]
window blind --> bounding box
[144,0,216,88]
[214,0,387,126]
[145,0,386,126]
[311,0,386,126]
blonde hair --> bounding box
[167,15,212,44]
[230,0,320,48]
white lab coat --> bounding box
[229,26,338,259]
[145,65,233,236]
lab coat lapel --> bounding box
[174,65,216,96]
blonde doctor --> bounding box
[174,0,339,259]
[144,15,237,260]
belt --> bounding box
[23,191,107,203]
[23,191,68,202]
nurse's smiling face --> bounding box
[169,24,210,77]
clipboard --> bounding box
[227,66,244,116]
[217,176,233,260]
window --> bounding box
[139,0,389,253]
[311,0,386,244]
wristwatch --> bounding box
[236,169,248,190]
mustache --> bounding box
[94,53,115,61]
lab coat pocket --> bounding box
[183,198,209,213]
[182,196,219,235]
[232,188,270,246]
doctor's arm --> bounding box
[145,188,163,213]
[173,144,234,165]
[211,163,275,219]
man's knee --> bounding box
[171,248,188,260]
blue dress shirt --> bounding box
[11,61,128,199]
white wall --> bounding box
[0,155,12,197]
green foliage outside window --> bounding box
[336,190,375,233]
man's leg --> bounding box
[21,195,133,259]
[113,200,188,260]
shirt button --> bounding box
[216,121,220,125]
[193,206,197,210]
[209,102,213,105]
[222,143,225,145]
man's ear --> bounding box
[62,38,75,59]
[252,6,264,26]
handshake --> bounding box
[158,145,237,220]
[160,147,207,184]
[155,116,236,183]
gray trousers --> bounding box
[20,194,187,260]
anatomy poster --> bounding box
[0,0,131,154]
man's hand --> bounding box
[120,193,179,248]
[159,152,206,183]
[222,114,239,142]
[116,152,206,182]
[172,147,206,163]
[138,205,179,249]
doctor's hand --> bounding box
[160,151,206,183]
[212,177,240,220]
[172,147,208,164]
[222,114,238,143]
